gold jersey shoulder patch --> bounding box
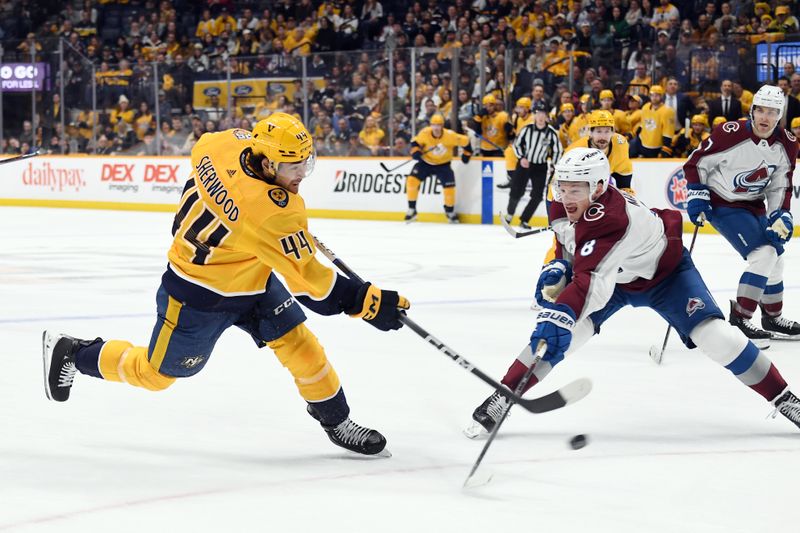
[269,187,289,208]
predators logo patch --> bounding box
[269,188,289,208]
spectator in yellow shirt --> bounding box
[359,116,385,155]
[195,9,216,38]
[109,95,135,127]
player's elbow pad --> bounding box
[296,273,362,316]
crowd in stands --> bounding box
[1,0,800,158]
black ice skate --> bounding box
[464,390,511,439]
[772,389,800,429]
[761,314,800,340]
[520,221,532,230]
[307,405,390,457]
[404,208,418,223]
[729,301,770,349]
[496,178,512,189]
[42,331,92,402]
[446,212,460,224]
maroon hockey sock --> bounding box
[501,360,540,394]
[751,364,788,402]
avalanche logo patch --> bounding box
[180,355,205,369]
[722,121,740,133]
[686,297,705,317]
[732,160,775,193]
[269,188,289,208]
[583,203,605,222]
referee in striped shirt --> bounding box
[506,100,563,229]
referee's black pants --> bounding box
[507,163,547,224]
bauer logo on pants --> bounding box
[686,297,705,317]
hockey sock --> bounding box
[691,318,786,401]
[443,186,455,209]
[407,176,422,203]
[307,387,350,426]
[724,342,787,401]
[736,246,779,318]
[759,255,784,317]
[268,323,342,402]
[77,339,176,391]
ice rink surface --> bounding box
[1,207,799,532]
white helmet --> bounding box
[751,84,785,121]
[553,147,610,201]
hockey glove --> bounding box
[346,282,410,331]
[686,183,712,226]
[461,152,471,164]
[765,209,793,245]
[535,259,572,306]
[412,150,422,162]
[530,304,575,364]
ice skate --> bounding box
[729,301,770,349]
[771,388,800,429]
[464,390,511,439]
[761,314,800,340]
[446,212,460,224]
[404,208,418,223]
[307,405,390,457]
[496,178,512,189]
[520,221,532,230]
[42,331,89,402]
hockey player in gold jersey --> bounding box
[471,94,511,156]
[497,97,535,189]
[664,114,710,158]
[629,85,677,158]
[404,113,472,223]
[42,112,410,456]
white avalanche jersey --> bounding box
[683,120,797,215]
[549,188,684,321]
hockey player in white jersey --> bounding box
[684,84,800,348]
[468,148,800,437]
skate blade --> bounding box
[41,330,59,401]
[463,422,488,440]
[374,447,392,458]
[752,337,771,349]
[768,332,800,341]
[648,345,663,365]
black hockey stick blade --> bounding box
[1,151,40,165]
[500,212,551,238]
[312,234,592,416]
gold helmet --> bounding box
[599,89,614,100]
[649,85,665,95]
[560,103,575,112]
[430,113,445,125]
[691,114,709,127]
[482,94,497,106]
[792,116,800,129]
[516,96,532,109]
[251,112,314,179]
[589,110,615,129]
[712,116,727,127]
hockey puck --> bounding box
[569,434,588,450]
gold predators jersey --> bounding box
[637,103,676,149]
[566,133,633,186]
[480,111,510,151]
[165,128,336,310]
[567,114,590,146]
[411,127,471,165]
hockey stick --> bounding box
[1,151,40,165]
[463,341,547,488]
[311,234,592,415]
[379,147,436,173]
[500,211,552,238]
[648,223,701,364]
[466,127,505,153]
